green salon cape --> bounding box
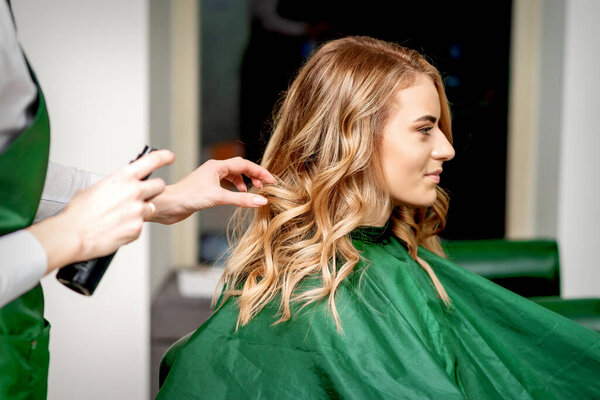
[156,226,600,399]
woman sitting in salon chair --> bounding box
[156,36,600,399]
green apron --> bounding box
[0,74,51,399]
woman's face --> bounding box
[378,76,455,208]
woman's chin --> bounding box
[393,193,437,209]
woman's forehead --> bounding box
[388,78,441,120]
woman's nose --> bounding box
[432,132,455,161]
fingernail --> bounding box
[253,196,268,205]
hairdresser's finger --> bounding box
[126,150,175,180]
[216,188,268,208]
[224,174,247,192]
[218,157,276,184]
[139,178,166,200]
[250,176,265,189]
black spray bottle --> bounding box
[56,145,156,296]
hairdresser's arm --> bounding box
[0,151,173,307]
[0,163,105,308]
[147,157,276,225]
[25,150,174,275]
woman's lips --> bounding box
[425,169,442,184]
[426,174,440,183]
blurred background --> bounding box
[10,0,600,398]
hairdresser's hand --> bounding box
[26,150,175,274]
[148,157,276,225]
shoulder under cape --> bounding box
[156,229,600,399]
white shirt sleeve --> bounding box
[0,230,47,308]
[33,161,104,223]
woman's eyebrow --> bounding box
[413,115,437,123]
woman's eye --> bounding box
[419,127,432,136]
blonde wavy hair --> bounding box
[217,36,453,331]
